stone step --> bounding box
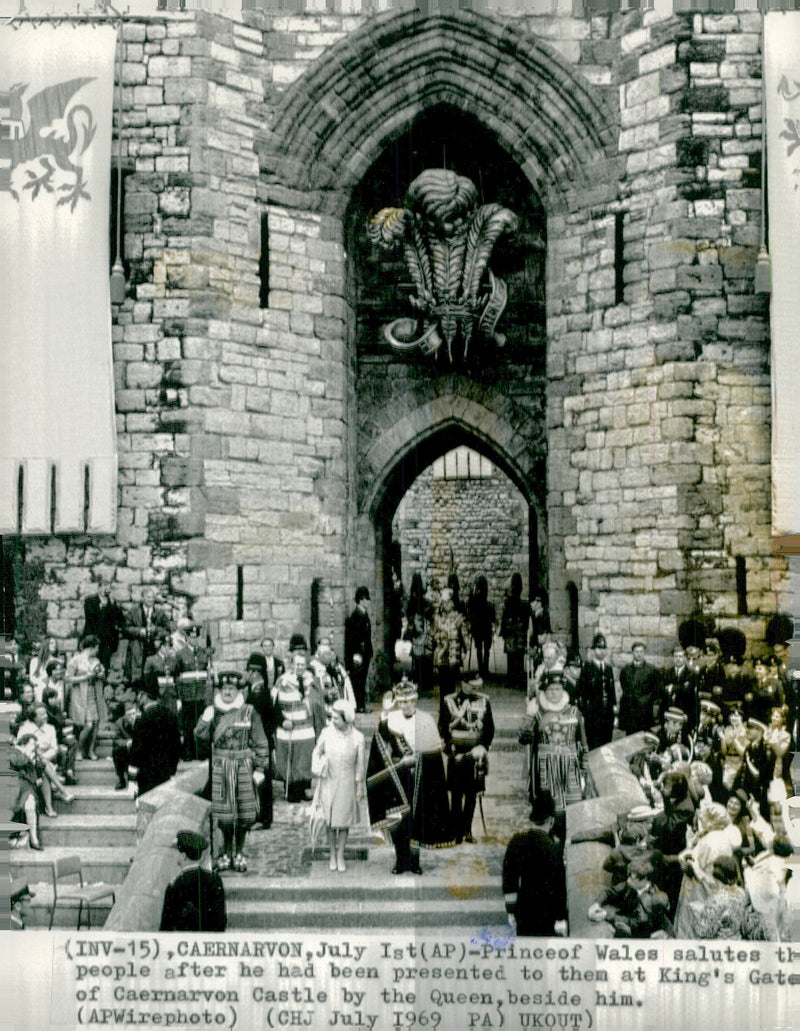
[226,896,507,931]
[225,875,503,903]
[10,844,134,885]
[69,758,120,785]
[36,812,138,848]
[51,784,137,816]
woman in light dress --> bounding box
[65,635,105,761]
[311,698,365,872]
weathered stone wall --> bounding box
[393,466,529,612]
[546,10,786,656]
[8,5,790,671]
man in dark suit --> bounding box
[345,586,373,713]
[503,792,567,937]
[618,641,662,734]
[257,636,285,691]
[575,633,617,749]
[659,644,700,731]
[123,586,170,691]
[81,587,126,672]
[129,678,181,798]
[160,830,226,932]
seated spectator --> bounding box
[588,855,671,938]
[109,690,140,791]
[10,733,44,850]
[10,681,36,740]
[16,703,74,814]
[602,806,663,888]
[42,687,78,785]
[695,855,765,940]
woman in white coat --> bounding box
[311,698,365,872]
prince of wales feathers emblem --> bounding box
[367,169,518,364]
[0,77,97,209]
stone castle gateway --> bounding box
[1,3,788,668]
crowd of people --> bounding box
[502,601,796,941]
[7,574,798,940]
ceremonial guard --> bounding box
[439,675,495,843]
[692,699,724,764]
[345,587,373,712]
[195,673,270,872]
[173,618,214,760]
[366,678,455,874]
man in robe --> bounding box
[366,677,454,874]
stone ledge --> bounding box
[104,765,210,932]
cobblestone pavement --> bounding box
[237,678,530,882]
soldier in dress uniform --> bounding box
[439,675,495,844]
[143,629,178,715]
[173,619,214,760]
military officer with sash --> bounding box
[439,674,495,844]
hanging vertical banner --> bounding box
[765,12,800,537]
[0,23,118,535]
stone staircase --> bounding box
[8,729,138,928]
[6,691,524,934]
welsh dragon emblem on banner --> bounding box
[777,75,800,188]
[0,77,97,209]
[367,169,518,364]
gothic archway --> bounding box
[261,10,617,212]
[365,410,545,664]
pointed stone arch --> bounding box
[364,393,542,524]
[261,10,618,211]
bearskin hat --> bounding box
[718,627,747,664]
[765,613,794,649]
[678,618,707,651]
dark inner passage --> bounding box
[346,104,547,362]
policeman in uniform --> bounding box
[439,674,495,843]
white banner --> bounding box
[0,23,118,535]
[766,13,800,537]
